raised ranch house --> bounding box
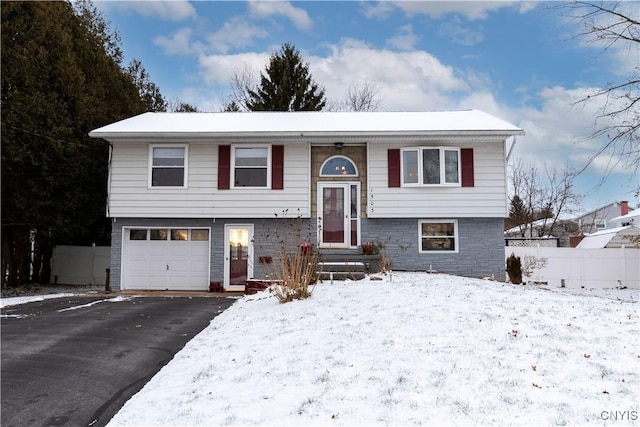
[89,110,524,292]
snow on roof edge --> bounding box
[89,109,525,138]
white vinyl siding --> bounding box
[367,141,507,218]
[108,142,310,218]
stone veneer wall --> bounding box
[310,145,368,219]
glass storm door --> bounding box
[317,182,360,248]
[224,225,253,289]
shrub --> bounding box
[261,211,320,303]
[506,253,523,284]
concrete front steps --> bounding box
[245,252,382,294]
[317,252,382,282]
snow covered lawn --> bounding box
[105,273,638,426]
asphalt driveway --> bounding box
[1,294,237,427]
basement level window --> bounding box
[419,219,458,253]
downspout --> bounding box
[506,136,517,163]
[504,136,518,218]
[107,142,113,218]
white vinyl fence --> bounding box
[506,246,639,289]
[50,245,110,286]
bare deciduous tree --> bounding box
[325,81,384,112]
[345,81,383,111]
[508,160,583,238]
[225,64,258,111]
[556,1,639,182]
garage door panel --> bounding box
[123,227,210,291]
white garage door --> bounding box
[122,228,210,291]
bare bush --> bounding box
[261,211,320,303]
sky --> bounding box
[94,0,640,214]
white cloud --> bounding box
[199,52,268,86]
[438,17,484,46]
[101,0,196,21]
[360,1,396,20]
[154,28,195,55]
[386,25,419,51]
[393,1,522,21]
[248,0,313,30]
[206,17,269,54]
[308,38,469,111]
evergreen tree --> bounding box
[1,0,159,287]
[247,43,326,111]
[126,59,167,112]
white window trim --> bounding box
[418,219,459,254]
[401,147,461,187]
[319,155,359,177]
[231,144,272,189]
[148,144,189,189]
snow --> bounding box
[107,273,639,427]
[577,225,639,249]
[89,110,524,139]
[0,293,77,309]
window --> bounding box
[320,156,358,176]
[150,145,187,187]
[171,229,188,241]
[191,229,210,241]
[401,147,460,186]
[595,219,606,230]
[150,229,168,240]
[233,147,269,187]
[129,229,147,240]
[419,220,458,253]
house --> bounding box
[574,201,634,234]
[610,208,640,228]
[576,225,640,249]
[504,217,580,248]
[89,110,524,292]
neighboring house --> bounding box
[574,201,634,234]
[504,218,580,247]
[611,208,640,228]
[576,225,640,249]
[89,110,524,292]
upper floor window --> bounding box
[320,156,358,177]
[150,145,187,188]
[595,219,606,230]
[233,146,269,188]
[401,147,460,186]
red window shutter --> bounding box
[272,145,284,190]
[388,149,401,188]
[461,148,474,187]
[218,145,230,190]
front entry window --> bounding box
[322,187,345,243]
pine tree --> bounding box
[247,43,326,111]
[1,0,159,287]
